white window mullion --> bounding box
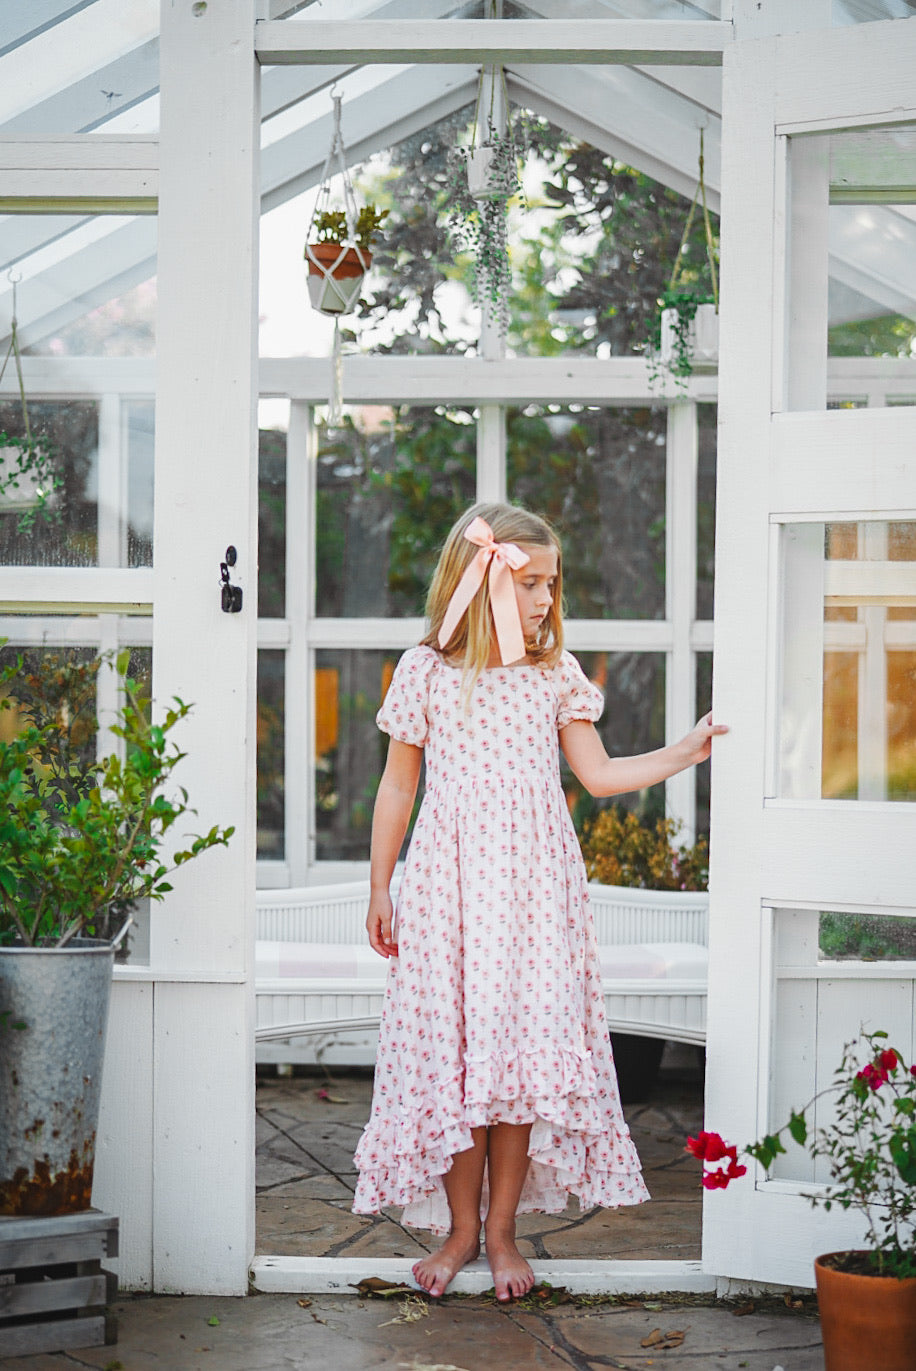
[287,400,313,883]
[97,392,123,568]
[476,403,506,504]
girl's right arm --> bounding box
[366,738,423,958]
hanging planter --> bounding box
[648,128,719,391]
[448,60,524,336]
[0,275,59,529]
[302,95,387,423]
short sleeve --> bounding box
[553,651,604,729]
[376,646,436,746]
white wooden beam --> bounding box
[255,19,731,66]
[0,136,157,208]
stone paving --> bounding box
[5,1289,824,1370]
[255,1043,706,1263]
[3,1049,827,1370]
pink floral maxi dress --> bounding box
[352,645,649,1232]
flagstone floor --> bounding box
[256,1042,705,1262]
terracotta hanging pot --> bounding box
[305,244,371,316]
[815,1250,916,1371]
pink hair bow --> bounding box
[437,515,531,665]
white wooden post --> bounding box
[148,0,259,1294]
[665,400,697,839]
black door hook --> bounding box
[220,546,243,613]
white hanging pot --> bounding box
[466,145,504,201]
[660,302,719,373]
[0,443,47,513]
[305,244,371,317]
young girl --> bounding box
[353,502,726,1301]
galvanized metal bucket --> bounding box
[0,940,115,1216]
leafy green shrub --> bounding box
[579,806,708,892]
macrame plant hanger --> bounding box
[666,126,719,310]
[304,92,370,426]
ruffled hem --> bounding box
[352,1046,648,1234]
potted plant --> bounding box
[687,1029,916,1370]
[304,203,388,317]
[579,807,709,1100]
[0,648,233,1216]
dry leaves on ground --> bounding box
[380,1294,430,1326]
[353,1276,417,1298]
[640,1327,686,1349]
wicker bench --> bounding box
[255,881,708,1090]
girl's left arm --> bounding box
[560,712,728,799]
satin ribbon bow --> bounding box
[437,515,531,665]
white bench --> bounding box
[255,882,708,1069]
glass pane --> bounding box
[315,648,423,863]
[833,0,916,23]
[696,652,713,840]
[257,650,285,861]
[315,407,476,618]
[770,905,916,1183]
[696,403,716,619]
[0,634,153,963]
[126,400,154,568]
[787,127,916,408]
[259,421,286,619]
[778,520,916,801]
[0,400,99,566]
[564,651,666,834]
[507,406,666,619]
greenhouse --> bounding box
[1,0,915,1305]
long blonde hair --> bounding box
[421,503,564,688]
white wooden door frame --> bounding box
[705,18,916,1288]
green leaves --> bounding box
[0,649,233,947]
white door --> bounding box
[705,16,916,1286]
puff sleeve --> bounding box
[553,651,604,729]
[376,646,437,747]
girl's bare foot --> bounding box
[412,1231,481,1298]
[484,1228,535,1302]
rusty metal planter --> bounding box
[0,941,114,1217]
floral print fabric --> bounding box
[353,645,649,1233]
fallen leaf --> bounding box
[642,1300,664,1310]
[310,1311,327,1325]
[732,1299,756,1316]
[207,1316,220,1327]
[783,1293,805,1310]
[640,1328,686,1350]
[353,1276,416,1298]
[296,1298,312,1309]
[315,1087,348,1103]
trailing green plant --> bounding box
[445,58,526,336]
[579,806,708,891]
[688,1029,916,1279]
[0,647,234,947]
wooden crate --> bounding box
[0,1210,118,1358]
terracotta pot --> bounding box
[305,243,371,316]
[815,1250,916,1371]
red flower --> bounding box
[685,1131,730,1163]
[857,1062,888,1092]
[880,1048,899,1074]
[702,1169,731,1190]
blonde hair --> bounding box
[421,502,565,688]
